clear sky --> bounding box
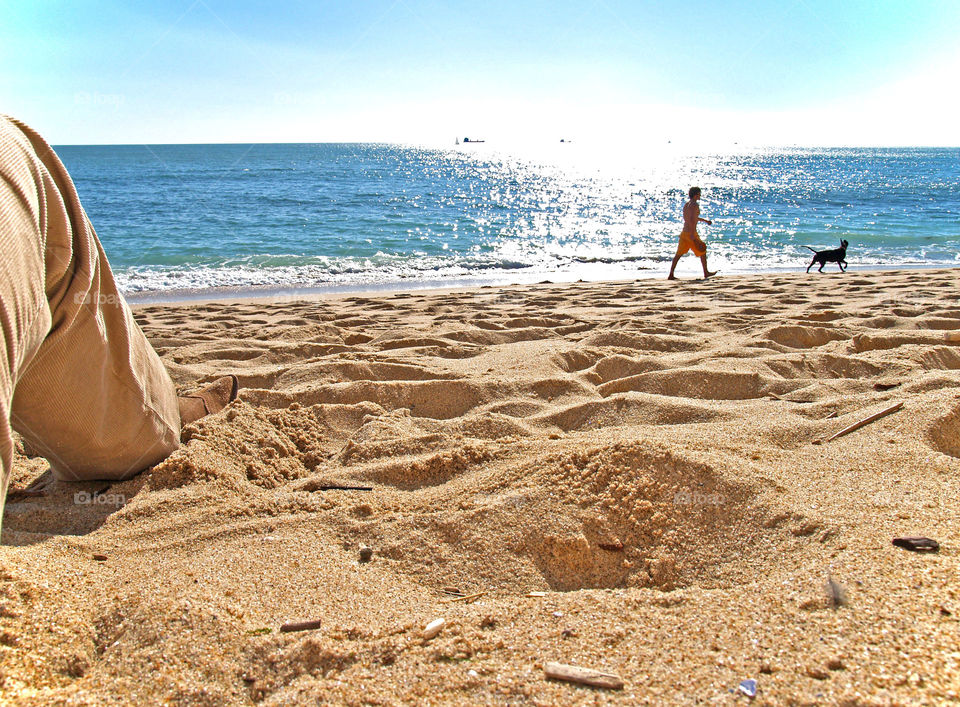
[2,0,959,146]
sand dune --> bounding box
[2,268,960,703]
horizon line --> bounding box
[52,140,960,149]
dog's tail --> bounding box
[803,246,818,252]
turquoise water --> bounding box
[55,143,960,294]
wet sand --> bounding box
[2,268,959,704]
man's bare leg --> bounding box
[668,252,683,280]
[700,255,717,279]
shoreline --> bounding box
[124,262,958,306]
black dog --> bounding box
[805,239,848,273]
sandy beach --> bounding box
[2,267,959,704]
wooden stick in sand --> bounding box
[443,590,486,604]
[822,401,903,443]
[279,619,323,633]
[317,485,373,491]
[544,662,624,690]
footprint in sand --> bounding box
[762,325,848,349]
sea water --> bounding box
[54,142,960,297]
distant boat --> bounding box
[462,137,485,143]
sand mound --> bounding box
[763,353,886,380]
[581,331,698,352]
[927,401,960,458]
[598,368,794,400]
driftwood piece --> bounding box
[544,662,624,690]
[279,619,323,633]
[822,402,903,443]
[892,536,939,553]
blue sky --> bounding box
[2,0,958,145]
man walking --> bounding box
[668,187,716,280]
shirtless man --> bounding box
[667,186,716,280]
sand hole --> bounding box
[582,332,698,353]
[597,369,792,400]
[536,395,721,432]
[763,353,883,380]
[919,318,960,331]
[375,442,802,593]
[763,325,847,349]
[915,347,960,371]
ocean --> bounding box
[54,142,960,298]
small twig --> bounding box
[822,402,903,443]
[443,590,486,604]
[544,662,624,690]
[279,619,323,633]
[317,485,373,491]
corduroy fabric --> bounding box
[0,115,180,525]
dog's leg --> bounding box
[818,262,825,272]
[807,258,815,273]
[840,259,847,272]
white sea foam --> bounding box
[115,250,933,296]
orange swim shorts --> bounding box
[676,230,706,257]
